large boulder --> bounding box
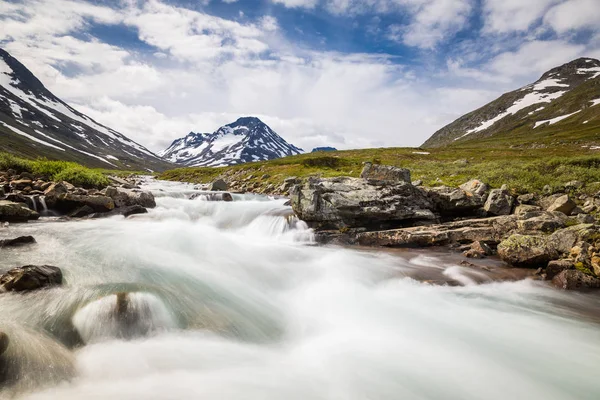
[0,265,62,292]
[210,179,228,191]
[459,179,489,198]
[483,188,514,216]
[291,176,435,230]
[547,195,577,215]
[104,187,156,208]
[53,194,114,213]
[497,234,557,268]
[360,163,411,183]
[424,186,487,217]
[0,200,40,222]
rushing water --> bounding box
[1,178,600,399]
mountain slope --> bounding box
[0,48,172,171]
[423,57,600,148]
[161,117,304,167]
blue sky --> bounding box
[1,0,599,152]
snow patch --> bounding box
[412,151,430,155]
[534,111,581,128]
[1,122,64,151]
[590,98,600,107]
[532,79,569,91]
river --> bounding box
[1,178,600,399]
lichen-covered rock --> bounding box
[0,200,40,222]
[463,240,493,258]
[546,259,573,280]
[484,188,514,216]
[517,213,565,233]
[291,176,435,230]
[0,265,62,292]
[547,195,577,215]
[360,163,411,183]
[424,186,487,217]
[497,234,557,268]
[104,187,156,208]
[552,270,600,290]
[514,204,542,215]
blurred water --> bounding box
[1,178,599,399]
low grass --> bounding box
[158,145,600,195]
[0,152,112,188]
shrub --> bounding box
[54,166,110,188]
[30,160,78,179]
[0,152,33,173]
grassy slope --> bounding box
[0,152,137,188]
[159,144,600,195]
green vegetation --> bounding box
[0,152,111,188]
[159,145,600,195]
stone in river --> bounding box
[0,265,63,292]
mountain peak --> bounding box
[423,56,600,148]
[162,117,303,166]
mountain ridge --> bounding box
[161,117,304,167]
[0,48,172,171]
[423,57,600,148]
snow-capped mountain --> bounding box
[161,117,304,167]
[0,48,171,171]
[423,57,600,147]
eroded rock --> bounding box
[0,265,62,292]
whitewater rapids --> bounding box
[1,178,600,399]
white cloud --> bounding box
[482,0,561,33]
[544,0,600,34]
[271,0,319,8]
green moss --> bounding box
[54,166,110,188]
[574,261,594,276]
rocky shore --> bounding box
[290,163,600,290]
[0,169,156,222]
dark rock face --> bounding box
[291,176,435,230]
[0,331,8,356]
[311,147,337,152]
[360,163,411,184]
[0,265,62,292]
[424,186,487,217]
[0,236,36,247]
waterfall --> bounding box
[39,196,48,214]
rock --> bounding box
[459,179,489,198]
[0,200,40,222]
[104,187,156,208]
[43,182,68,197]
[552,270,600,290]
[189,192,233,202]
[514,204,541,215]
[291,176,435,230]
[565,180,584,191]
[0,331,8,356]
[356,215,517,247]
[592,256,600,276]
[424,186,486,217]
[90,205,148,218]
[360,163,411,183]
[577,213,595,224]
[0,235,36,247]
[10,179,32,190]
[517,213,565,233]
[0,265,62,292]
[412,180,423,187]
[463,240,493,258]
[68,205,95,218]
[517,193,536,204]
[546,195,577,215]
[210,179,228,191]
[54,194,115,213]
[497,234,557,268]
[483,188,514,216]
[546,259,573,280]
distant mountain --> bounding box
[161,117,304,167]
[311,147,337,152]
[423,57,600,148]
[0,48,171,171]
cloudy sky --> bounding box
[1,0,599,153]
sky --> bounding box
[1,0,599,153]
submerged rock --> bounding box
[0,236,36,247]
[90,205,148,218]
[291,176,435,230]
[0,265,63,292]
